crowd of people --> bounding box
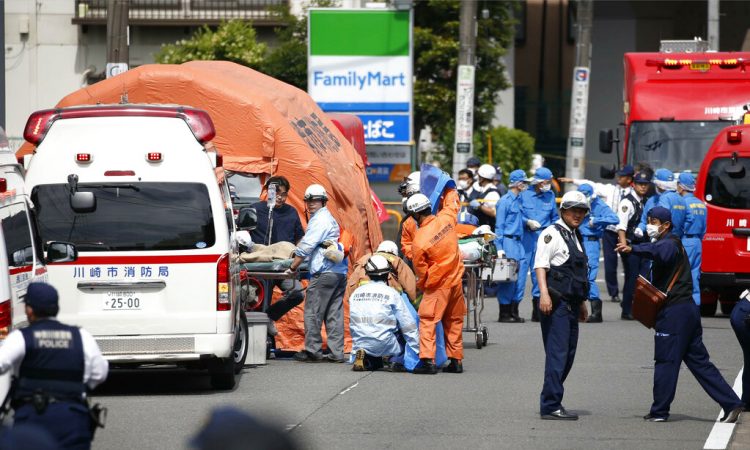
[0,157,746,449]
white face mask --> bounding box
[540,184,552,192]
[646,224,661,240]
[457,180,470,190]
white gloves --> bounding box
[496,249,506,258]
[527,219,541,231]
[634,228,644,239]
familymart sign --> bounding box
[308,9,413,144]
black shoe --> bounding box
[413,359,438,375]
[721,406,743,423]
[643,413,668,422]
[586,300,603,323]
[293,350,323,363]
[325,353,345,363]
[352,349,366,371]
[611,295,621,303]
[621,312,634,321]
[511,303,526,323]
[442,358,463,373]
[541,408,578,420]
[531,297,540,322]
[382,361,406,373]
[498,304,514,323]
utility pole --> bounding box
[708,0,719,51]
[564,0,593,182]
[106,0,129,79]
[452,0,477,179]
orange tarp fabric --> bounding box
[18,62,383,352]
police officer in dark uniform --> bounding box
[0,283,108,449]
[616,171,651,320]
[730,290,750,411]
[534,191,590,420]
[616,207,743,423]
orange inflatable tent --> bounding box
[17,61,383,352]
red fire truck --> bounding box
[599,42,750,315]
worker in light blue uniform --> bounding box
[289,184,348,363]
[577,184,619,323]
[495,169,532,323]
[639,168,688,238]
[521,167,559,322]
[350,255,420,372]
[677,172,706,305]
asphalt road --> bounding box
[90,275,743,450]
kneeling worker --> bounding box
[350,255,420,372]
[535,191,590,420]
[408,193,466,375]
[0,282,108,449]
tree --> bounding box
[154,20,267,69]
[473,125,535,180]
[413,0,516,164]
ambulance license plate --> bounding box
[103,291,141,310]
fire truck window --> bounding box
[0,203,34,267]
[628,121,731,173]
[705,157,750,209]
[32,183,216,252]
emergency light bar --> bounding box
[728,130,742,144]
[76,153,92,163]
[0,178,6,193]
[146,152,162,162]
[23,105,216,146]
[646,58,746,70]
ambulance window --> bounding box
[226,172,262,205]
[32,183,216,251]
[704,157,750,209]
[0,203,34,267]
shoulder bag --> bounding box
[632,247,685,329]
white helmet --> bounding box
[560,191,590,211]
[406,171,421,195]
[304,184,328,202]
[235,230,253,249]
[477,164,497,180]
[405,193,431,215]
[398,171,421,197]
[376,240,398,255]
[365,254,391,278]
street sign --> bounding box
[106,63,128,79]
[308,9,413,146]
[454,65,475,154]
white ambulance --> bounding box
[22,104,248,390]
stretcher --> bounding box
[240,260,309,308]
[460,237,494,349]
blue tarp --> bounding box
[419,163,456,215]
[402,293,448,372]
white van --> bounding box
[22,104,248,389]
[0,130,53,334]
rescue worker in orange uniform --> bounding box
[399,172,461,262]
[407,193,466,375]
[345,240,418,306]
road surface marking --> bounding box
[339,381,359,395]
[703,369,743,449]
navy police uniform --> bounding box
[629,208,742,421]
[0,283,108,450]
[534,220,588,417]
[730,291,750,409]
